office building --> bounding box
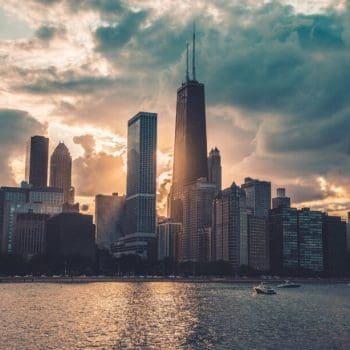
[180,178,216,262]
[323,215,347,276]
[208,147,222,195]
[248,215,269,271]
[169,28,208,222]
[50,142,74,204]
[213,183,248,269]
[95,193,125,249]
[25,135,49,187]
[157,220,182,260]
[113,112,157,259]
[272,188,291,209]
[46,213,95,260]
[14,212,49,258]
[242,177,271,217]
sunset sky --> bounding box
[0,0,349,217]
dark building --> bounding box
[169,28,208,222]
[242,177,271,217]
[248,215,269,271]
[272,188,291,209]
[208,147,222,195]
[157,220,181,261]
[113,112,157,259]
[46,213,95,260]
[26,135,49,188]
[15,212,49,258]
[323,215,347,276]
[50,142,74,204]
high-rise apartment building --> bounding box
[208,147,222,195]
[50,142,74,204]
[242,177,271,217]
[169,28,208,222]
[213,183,248,269]
[113,112,157,260]
[272,188,291,209]
[95,193,125,249]
[25,136,49,188]
[157,220,182,261]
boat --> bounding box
[253,282,276,295]
[277,280,301,288]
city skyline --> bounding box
[0,0,350,218]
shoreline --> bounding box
[1,276,349,284]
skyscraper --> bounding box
[241,177,271,217]
[272,188,291,209]
[25,135,49,188]
[50,142,74,204]
[208,147,222,195]
[113,112,157,260]
[169,27,208,221]
[157,220,182,261]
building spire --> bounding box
[186,41,189,82]
[192,22,196,81]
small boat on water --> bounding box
[253,282,276,295]
[277,280,301,288]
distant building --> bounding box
[15,212,49,258]
[180,178,217,262]
[157,221,182,260]
[95,193,125,249]
[242,177,271,217]
[46,213,95,260]
[213,183,248,269]
[272,188,291,209]
[50,142,74,204]
[25,135,49,188]
[323,215,347,276]
[113,112,157,260]
[248,215,269,271]
[208,147,222,195]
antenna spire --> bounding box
[192,22,196,81]
[186,41,189,82]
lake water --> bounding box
[0,282,349,349]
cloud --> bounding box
[35,24,65,41]
[0,109,47,186]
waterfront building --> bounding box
[50,142,74,204]
[46,213,95,260]
[157,220,182,260]
[113,112,157,260]
[242,177,271,217]
[25,135,49,188]
[95,193,125,249]
[248,215,269,271]
[168,28,208,222]
[213,183,248,269]
[180,178,216,262]
[272,188,291,209]
[208,147,222,195]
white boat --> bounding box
[277,280,301,288]
[253,282,276,295]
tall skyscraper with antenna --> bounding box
[168,25,208,221]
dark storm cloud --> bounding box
[0,109,46,185]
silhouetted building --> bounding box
[272,188,291,209]
[95,193,125,249]
[180,178,216,262]
[242,177,271,217]
[169,28,208,222]
[62,202,80,213]
[46,213,95,260]
[323,215,347,276]
[248,215,269,271]
[15,212,49,258]
[25,135,49,187]
[157,221,181,260]
[50,142,74,204]
[208,147,222,195]
[213,183,248,269]
[113,112,157,259]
